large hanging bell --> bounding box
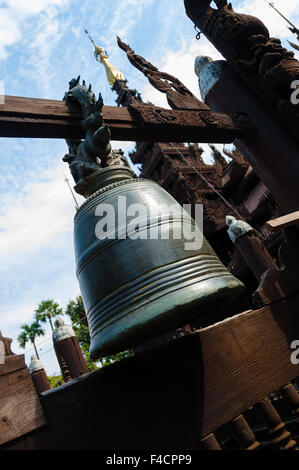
[74,166,244,358]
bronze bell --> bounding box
[74,166,244,359]
[63,78,244,359]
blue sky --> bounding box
[1,0,298,375]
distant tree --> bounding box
[65,296,87,327]
[65,296,133,371]
[18,321,45,358]
[65,296,98,372]
[35,300,63,331]
[99,350,133,368]
[48,375,64,388]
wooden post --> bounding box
[52,319,89,382]
[254,398,297,450]
[252,212,299,306]
[195,59,299,213]
[199,433,222,450]
[0,331,46,446]
[229,414,260,450]
[226,215,278,281]
[29,355,51,394]
[281,384,299,420]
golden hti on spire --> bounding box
[85,30,124,86]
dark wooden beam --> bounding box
[0,95,256,143]
[265,211,299,232]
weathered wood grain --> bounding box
[0,95,255,143]
[0,368,46,445]
[0,332,46,446]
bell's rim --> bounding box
[89,274,245,359]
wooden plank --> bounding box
[0,354,26,376]
[0,332,46,446]
[197,299,299,436]
[3,294,299,449]
[265,211,299,233]
[0,368,46,445]
[0,95,255,143]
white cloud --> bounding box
[97,0,155,53]
[239,0,299,38]
[0,162,82,375]
[0,8,21,59]
[0,0,69,62]
[0,163,82,262]
[5,0,66,15]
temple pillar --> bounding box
[195,58,299,214]
[29,355,51,394]
[52,319,89,382]
[226,215,278,281]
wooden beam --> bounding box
[265,211,299,233]
[0,95,256,143]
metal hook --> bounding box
[194,25,201,40]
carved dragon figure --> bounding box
[63,77,130,189]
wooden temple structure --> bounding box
[114,36,284,300]
[1,0,299,451]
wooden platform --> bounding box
[2,292,299,450]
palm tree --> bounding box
[35,300,63,331]
[18,321,45,358]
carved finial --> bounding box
[0,331,13,357]
[117,36,131,53]
[195,56,230,101]
[194,56,213,77]
[226,215,255,244]
[53,318,76,342]
[29,354,45,373]
[97,93,104,108]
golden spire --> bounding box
[85,30,124,86]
